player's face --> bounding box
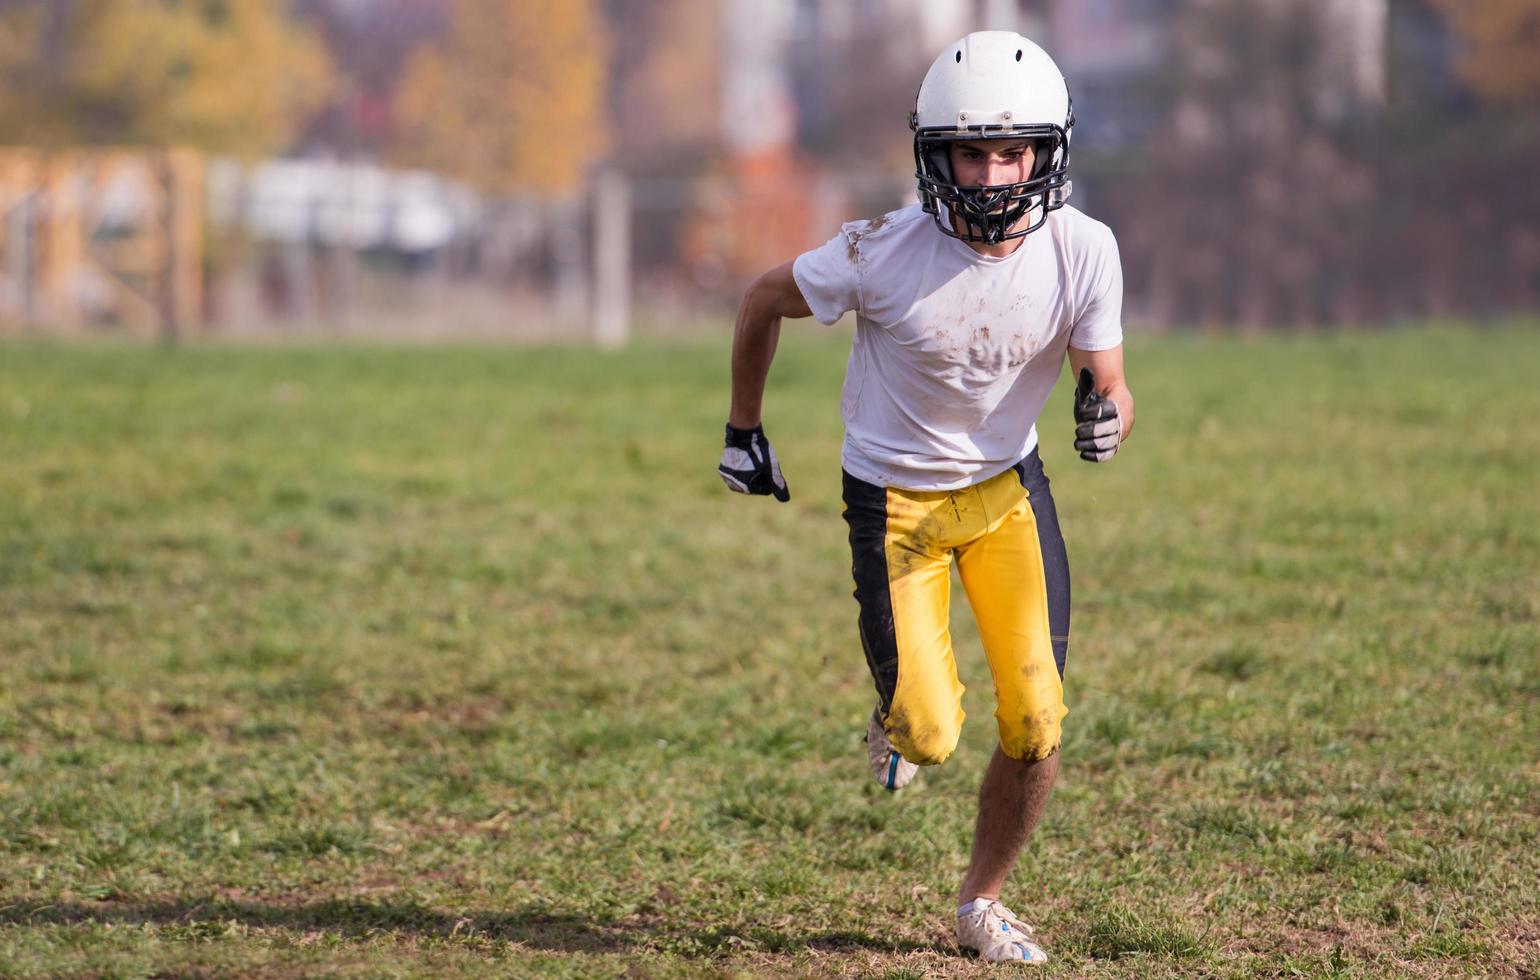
[948,139,1037,190]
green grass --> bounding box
[1,324,1538,977]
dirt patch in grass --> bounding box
[1221,919,1506,978]
[1488,915,1540,977]
[1232,922,1388,959]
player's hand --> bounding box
[1073,368,1122,463]
[718,422,790,502]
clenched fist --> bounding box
[718,423,790,501]
[1073,368,1123,463]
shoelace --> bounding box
[983,902,1036,937]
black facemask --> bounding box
[911,111,1074,244]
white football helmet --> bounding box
[911,31,1075,244]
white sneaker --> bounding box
[956,899,1049,964]
[866,706,917,791]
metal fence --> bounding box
[0,149,926,343]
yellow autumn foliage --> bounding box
[1430,0,1540,103]
[0,5,54,142]
[0,0,333,158]
[392,0,609,195]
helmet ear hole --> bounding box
[1030,139,1052,179]
[925,144,955,184]
[955,50,962,63]
[1015,50,1023,62]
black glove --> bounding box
[717,423,790,502]
[1073,368,1122,463]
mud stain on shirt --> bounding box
[845,213,894,264]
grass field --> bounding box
[1,325,1538,978]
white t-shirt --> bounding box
[792,202,1124,490]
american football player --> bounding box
[719,31,1135,964]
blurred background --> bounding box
[0,0,1536,342]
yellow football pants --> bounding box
[842,450,1070,764]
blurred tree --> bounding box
[392,0,608,195]
[292,0,448,155]
[602,0,720,167]
[0,3,49,141]
[1108,0,1540,325]
[1381,0,1540,316]
[595,0,722,298]
[787,5,927,175]
[1121,0,1375,327]
[1429,0,1540,103]
[0,0,333,157]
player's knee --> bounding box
[886,702,962,766]
[999,706,1064,762]
[1001,734,1060,762]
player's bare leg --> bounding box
[953,747,1059,962]
[957,746,1059,904]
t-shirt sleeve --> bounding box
[1068,223,1125,351]
[792,229,861,326]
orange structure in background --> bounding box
[0,148,204,338]
[723,147,820,277]
[680,146,829,291]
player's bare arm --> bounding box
[717,260,812,502]
[728,260,812,428]
[1068,344,1134,461]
